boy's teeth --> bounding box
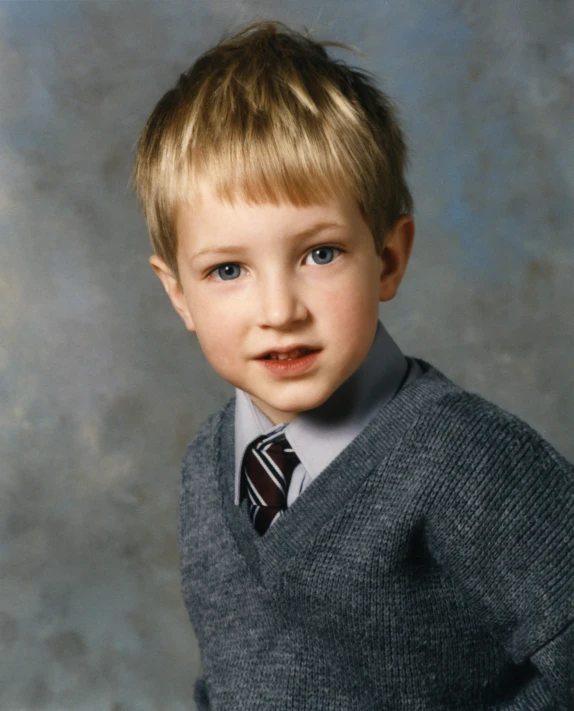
[269,348,308,360]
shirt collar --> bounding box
[233,320,408,505]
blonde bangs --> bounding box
[177,86,378,212]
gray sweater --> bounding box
[179,359,574,710]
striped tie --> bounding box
[243,429,301,536]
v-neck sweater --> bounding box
[179,359,574,711]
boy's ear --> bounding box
[379,215,415,303]
[149,255,196,332]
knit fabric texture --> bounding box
[179,360,574,710]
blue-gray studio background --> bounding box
[1,1,573,709]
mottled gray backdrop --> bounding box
[1,1,572,709]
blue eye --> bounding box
[309,247,338,265]
[213,264,241,280]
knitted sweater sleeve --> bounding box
[426,393,574,709]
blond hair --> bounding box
[132,20,413,284]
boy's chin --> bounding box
[251,387,335,423]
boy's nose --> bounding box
[256,276,308,329]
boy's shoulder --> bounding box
[435,383,568,473]
[394,361,573,520]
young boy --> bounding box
[132,20,573,711]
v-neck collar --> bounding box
[215,359,456,588]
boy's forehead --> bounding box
[175,188,359,242]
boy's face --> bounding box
[151,183,414,425]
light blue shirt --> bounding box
[234,320,422,509]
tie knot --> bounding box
[250,431,299,469]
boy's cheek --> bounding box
[317,279,379,326]
[193,315,242,366]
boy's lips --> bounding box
[254,344,321,359]
[256,348,321,376]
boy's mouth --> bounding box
[260,347,319,361]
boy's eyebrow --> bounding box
[190,221,346,262]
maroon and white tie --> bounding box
[243,429,300,536]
